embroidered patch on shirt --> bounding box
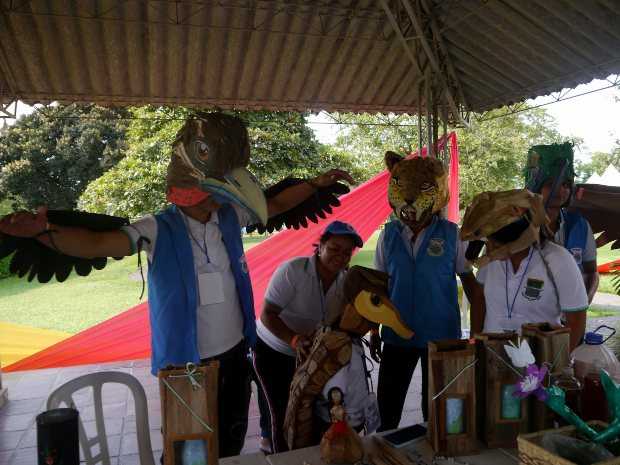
[522,277,544,301]
[239,255,249,274]
[570,247,583,265]
[427,238,445,257]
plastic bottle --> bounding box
[571,326,620,382]
[552,366,582,415]
[181,440,208,465]
[571,326,620,422]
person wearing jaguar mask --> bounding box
[524,142,599,303]
[461,189,588,351]
[372,152,477,431]
[0,112,353,457]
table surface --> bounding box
[222,438,519,465]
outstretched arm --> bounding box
[266,169,354,218]
[0,207,133,259]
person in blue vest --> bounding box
[0,113,353,458]
[371,151,477,431]
[524,142,599,303]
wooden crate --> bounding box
[159,362,219,465]
[475,333,530,448]
[518,421,620,465]
[522,323,571,432]
[428,339,478,456]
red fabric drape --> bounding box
[5,133,460,372]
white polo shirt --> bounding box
[122,204,251,359]
[256,255,347,357]
[477,241,588,333]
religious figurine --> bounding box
[320,388,364,464]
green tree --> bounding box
[79,108,356,219]
[575,145,620,182]
[0,104,129,210]
[331,108,566,208]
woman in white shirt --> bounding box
[252,221,363,453]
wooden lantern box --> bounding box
[518,421,620,465]
[159,362,219,465]
[475,333,530,448]
[428,339,478,456]
[522,322,571,432]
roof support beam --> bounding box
[398,0,465,125]
[378,0,422,76]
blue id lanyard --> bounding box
[504,248,534,319]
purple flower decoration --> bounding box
[513,364,548,402]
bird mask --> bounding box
[460,189,548,267]
[166,112,268,225]
[329,266,413,339]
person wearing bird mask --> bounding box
[371,152,477,431]
[524,142,599,303]
[461,189,588,351]
[0,112,353,457]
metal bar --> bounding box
[378,0,422,75]
[400,0,463,124]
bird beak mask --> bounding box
[166,112,268,225]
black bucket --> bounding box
[36,408,79,465]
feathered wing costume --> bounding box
[283,266,413,451]
[0,112,349,283]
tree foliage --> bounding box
[0,104,129,210]
[79,108,359,219]
[331,108,567,208]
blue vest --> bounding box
[562,209,589,270]
[147,205,256,375]
[381,218,461,348]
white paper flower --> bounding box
[504,338,535,368]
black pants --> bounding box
[201,340,252,458]
[377,343,428,432]
[252,337,297,453]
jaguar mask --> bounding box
[385,151,449,231]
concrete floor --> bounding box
[0,358,423,465]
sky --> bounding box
[308,76,620,161]
[7,76,620,162]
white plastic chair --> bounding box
[47,371,156,465]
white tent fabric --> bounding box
[587,165,620,186]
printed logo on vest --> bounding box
[427,238,445,257]
[570,247,583,265]
[239,255,249,274]
[522,278,544,301]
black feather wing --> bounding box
[246,178,350,234]
[567,184,620,249]
[0,210,129,283]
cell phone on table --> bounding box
[382,424,427,448]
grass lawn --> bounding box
[0,229,617,334]
[597,243,620,294]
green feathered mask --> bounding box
[524,142,576,194]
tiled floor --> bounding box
[0,358,423,464]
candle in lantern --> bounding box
[446,398,464,434]
[501,384,521,419]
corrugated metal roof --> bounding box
[0,0,619,115]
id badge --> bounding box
[198,272,225,306]
[364,392,381,433]
[499,315,524,334]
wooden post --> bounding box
[0,360,7,410]
[428,339,478,456]
[522,322,571,431]
[159,362,219,465]
[475,333,530,448]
